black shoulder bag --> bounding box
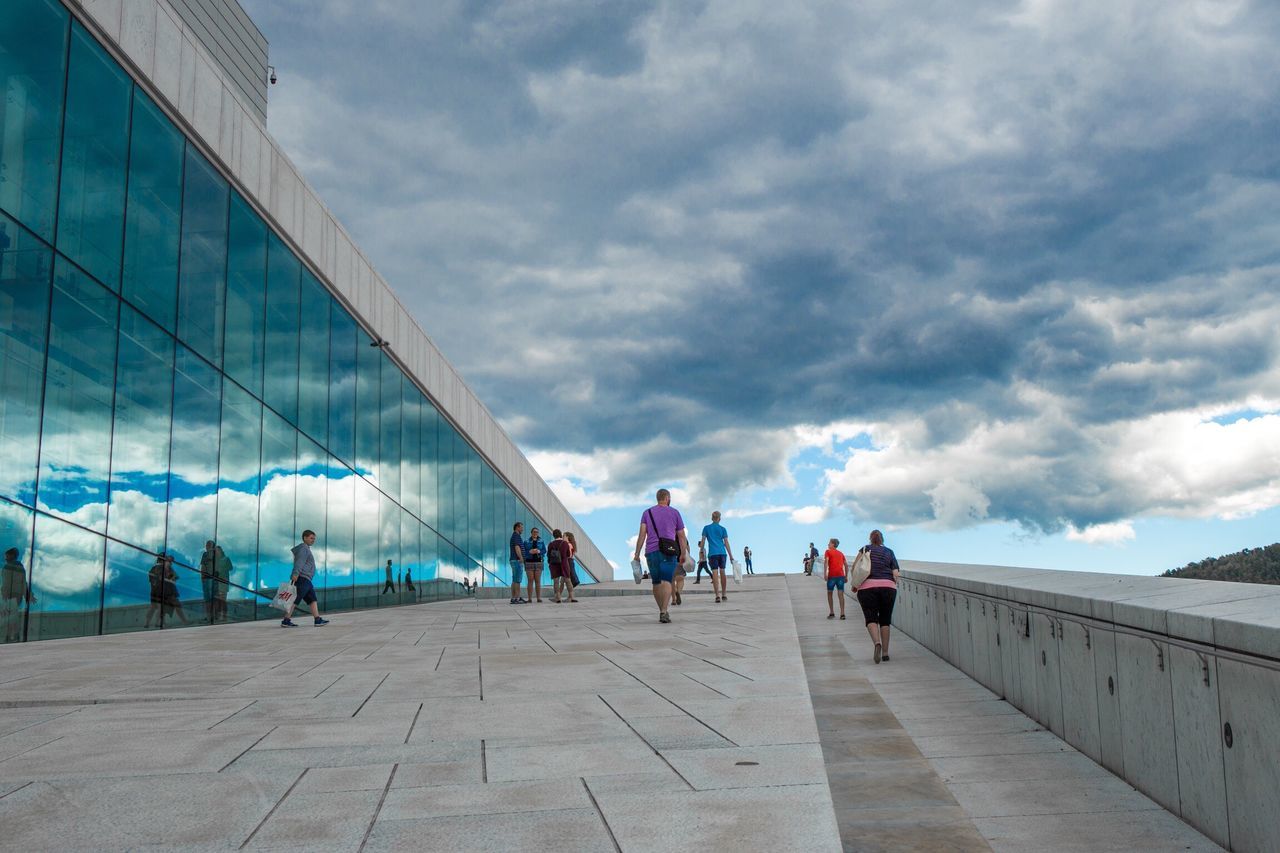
[646,509,680,557]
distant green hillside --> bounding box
[1161,543,1280,585]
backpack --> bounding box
[548,543,562,565]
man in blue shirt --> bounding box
[699,511,734,603]
[509,522,527,604]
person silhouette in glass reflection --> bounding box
[404,566,414,594]
[2,548,35,643]
[212,545,232,622]
[146,554,168,628]
[199,540,217,619]
[382,560,396,594]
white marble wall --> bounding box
[895,561,1280,852]
[63,0,613,581]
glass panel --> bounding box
[353,474,379,608]
[223,194,266,397]
[327,306,356,466]
[165,345,221,597]
[436,418,454,544]
[257,408,297,601]
[400,381,420,518]
[27,513,103,640]
[452,428,465,550]
[378,491,398,604]
[467,447,480,561]
[107,305,173,552]
[263,234,299,424]
[121,91,183,330]
[295,434,326,613]
[419,397,438,532]
[38,259,118,532]
[296,274,329,445]
[297,433,326,549]
[0,212,52,506]
[175,146,228,366]
[378,360,401,503]
[0,501,35,643]
[0,0,69,241]
[103,538,159,634]
[323,457,354,612]
[55,23,130,290]
[354,329,379,479]
[400,510,419,603]
[215,381,261,623]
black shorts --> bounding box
[708,554,727,570]
[295,576,317,605]
[857,587,896,626]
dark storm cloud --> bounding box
[243,0,1280,527]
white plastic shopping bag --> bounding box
[631,558,643,584]
[270,582,297,612]
[731,559,743,585]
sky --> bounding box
[240,0,1280,579]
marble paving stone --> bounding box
[0,730,264,780]
[379,777,588,820]
[293,763,394,794]
[663,742,828,790]
[973,811,1223,852]
[595,784,842,853]
[364,808,612,853]
[625,713,733,749]
[930,750,1119,784]
[948,775,1163,818]
[245,789,382,850]
[484,736,668,783]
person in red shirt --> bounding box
[824,538,847,620]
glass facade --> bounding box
[0,0,592,643]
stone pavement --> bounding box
[0,573,1221,852]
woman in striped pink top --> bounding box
[855,530,900,664]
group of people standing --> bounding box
[820,530,900,663]
[508,523,582,604]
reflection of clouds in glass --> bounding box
[35,491,107,536]
[168,421,221,486]
[24,465,482,596]
[32,519,103,596]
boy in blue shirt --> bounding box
[699,511,734,603]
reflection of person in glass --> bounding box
[382,559,395,594]
[2,547,35,643]
[404,566,414,593]
[211,545,232,622]
[199,540,217,618]
[162,556,190,625]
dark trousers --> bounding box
[382,580,395,594]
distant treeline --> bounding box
[1161,543,1280,585]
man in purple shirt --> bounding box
[632,488,690,624]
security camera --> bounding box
[267,65,278,85]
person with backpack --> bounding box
[548,529,573,603]
[632,489,689,623]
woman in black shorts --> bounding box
[854,530,900,664]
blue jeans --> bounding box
[509,559,525,585]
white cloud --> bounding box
[789,505,829,525]
[1066,521,1136,545]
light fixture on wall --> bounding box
[371,339,390,348]
[267,65,277,85]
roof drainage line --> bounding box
[901,576,1280,672]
